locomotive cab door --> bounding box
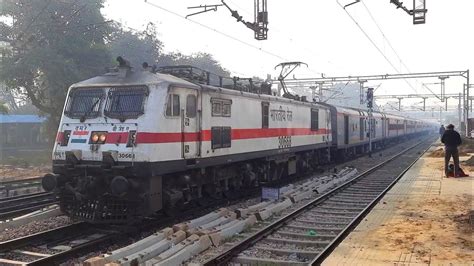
[178,88,200,159]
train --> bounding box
[41,58,437,223]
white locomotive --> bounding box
[42,58,436,223]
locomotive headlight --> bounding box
[91,133,99,143]
[99,133,107,142]
[90,131,107,144]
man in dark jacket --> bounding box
[441,124,462,177]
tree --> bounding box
[160,52,230,77]
[108,27,230,77]
[0,0,113,123]
[108,23,163,68]
[0,101,8,114]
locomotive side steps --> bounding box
[203,135,435,266]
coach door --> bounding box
[181,88,200,159]
[344,115,349,145]
[382,116,386,138]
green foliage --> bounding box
[159,52,230,77]
[0,0,232,127]
[0,0,113,121]
[108,23,163,68]
[0,101,8,114]
[108,28,230,77]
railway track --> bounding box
[0,192,59,220]
[0,177,43,196]
[0,222,118,265]
[204,136,435,265]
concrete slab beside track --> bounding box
[323,144,474,265]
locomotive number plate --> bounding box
[278,136,292,149]
[118,153,135,159]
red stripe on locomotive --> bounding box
[106,127,330,144]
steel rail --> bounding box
[310,138,433,265]
[0,191,51,202]
[0,222,118,266]
[203,136,434,266]
[0,192,54,206]
[0,223,87,251]
[0,192,58,220]
[0,177,42,188]
[0,202,59,220]
[0,177,43,196]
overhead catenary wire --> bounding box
[226,0,337,73]
[336,0,420,95]
[360,0,442,100]
[144,1,327,76]
[145,1,286,61]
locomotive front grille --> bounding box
[60,192,142,224]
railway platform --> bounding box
[323,144,474,265]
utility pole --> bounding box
[463,84,466,133]
[310,86,317,102]
[422,97,428,111]
[317,82,325,102]
[459,93,462,128]
[367,88,374,155]
[359,80,367,105]
[466,69,470,136]
[439,76,449,102]
[397,97,403,111]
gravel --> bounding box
[189,138,425,264]
[0,215,72,242]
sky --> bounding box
[102,0,473,111]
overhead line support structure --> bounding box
[277,70,470,136]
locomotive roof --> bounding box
[71,68,200,89]
[69,68,430,124]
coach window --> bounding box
[166,94,180,116]
[211,98,232,117]
[211,126,232,149]
[186,94,197,118]
[221,127,231,148]
[212,101,222,116]
[262,102,269,128]
[311,108,319,131]
[222,102,231,117]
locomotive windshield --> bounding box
[64,88,104,119]
[104,86,148,120]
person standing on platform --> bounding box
[441,124,462,177]
[439,124,445,138]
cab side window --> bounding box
[186,94,197,118]
[262,102,269,128]
[166,94,180,116]
[310,108,319,131]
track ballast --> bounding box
[204,136,435,265]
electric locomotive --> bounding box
[42,58,436,223]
